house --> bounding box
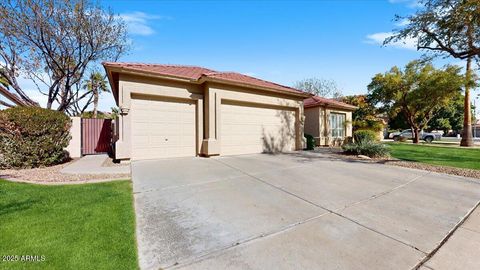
[103,63,311,161]
[475,119,480,138]
[304,96,356,146]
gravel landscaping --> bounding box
[314,147,480,180]
[0,159,130,183]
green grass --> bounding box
[386,143,480,170]
[0,180,137,270]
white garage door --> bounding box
[131,97,196,160]
[221,103,296,155]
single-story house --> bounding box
[304,96,357,146]
[103,62,311,161]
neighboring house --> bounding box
[103,63,310,161]
[304,96,356,146]
[474,119,480,138]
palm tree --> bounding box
[83,71,109,118]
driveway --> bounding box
[131,152,480,270]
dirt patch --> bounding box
[1,160,130,183]
[315,147,480,180]
[378,160,480,179]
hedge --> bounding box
[0,107,71,168]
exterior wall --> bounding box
[66,117,81,158]
[203,82,305,156]
[304,107,321,145]
[322,108,353,146]
[114,75,305,160]
[304,106,353,147]
[115,74,204,160]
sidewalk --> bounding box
[420,204,480,270]
[60,154,130,175]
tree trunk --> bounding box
[460,57,474,147]
[413,128,420,144]
[93,89,99,118]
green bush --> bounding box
[304,133,316,150]
[353,119,384,132]
[353,129,378,143]
[0,107,71,168]
[342,141,390,158]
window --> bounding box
[329,113,345,138]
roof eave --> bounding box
[103,65,119,105]
[103,64,197,83]
[102,63,312,100]
[305,102,357,111]
[200,76,311,98]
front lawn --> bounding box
[387,143,480,170]
[0,179,137,270]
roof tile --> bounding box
[102,62,307,96]
[304,96,357,111]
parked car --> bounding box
[391,129,442,143]
[388,129,409,139]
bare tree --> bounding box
[294,78,342,99]
[0,0,128,112]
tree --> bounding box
[428,93,465,134]
[386,0,480,146]
[0,0,128,113]
[341,95,377,121]
[342,95,384,132]
[0,67,25,107]
[81,71,109,118]
[294,78,342,98]
[368,60,464,143]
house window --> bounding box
[330,113,345,138]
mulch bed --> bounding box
[316,147,480,180]
[1,160,130,184]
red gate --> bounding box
[81,118,112,155]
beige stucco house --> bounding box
[304,96,356,146]
[103,63,311,161]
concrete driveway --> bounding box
[131,152,480,270]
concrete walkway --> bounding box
[420,205,480,270]
[131,152,480,270]
[60,154,130,175]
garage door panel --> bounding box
[221,103,296,155]
[131,98,196,160]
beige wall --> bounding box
[202,82,305,156]
[304,107,319,138]
[114,74,305,160]
[304,106,353,146]
[66,117,81,158]
[115,74,204,160]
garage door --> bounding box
[131,97,196,160]
[221,102,296,155]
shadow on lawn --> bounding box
[0,199,37,216]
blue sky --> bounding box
[14,0,480,113]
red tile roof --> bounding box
[304,96,357,111]
[204,71,304,94]
[103,62,215,80]
[102,62,308,96]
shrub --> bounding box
[0,107,71,168]
[342,141,390,158]
[353,129,378,143]
[304,133,315,150]
[353,119,384,132]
